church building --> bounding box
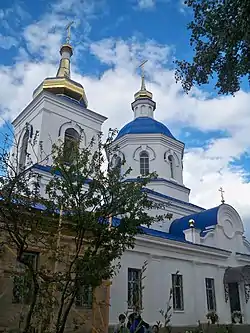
[8,35,250,329]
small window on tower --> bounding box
[168,155,174,179]
[63,128,80,163]
[111,154,122,174]
[140,151,149,176]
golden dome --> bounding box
[33,42,88,107]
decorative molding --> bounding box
[133,145,156,161]
[13,91,107,129]
[218,204,244,235]
[110,151,125,168]
[58,120,83,137]
[156,201,171,211]
[135,235,231,259]
[164,150,180,167]
[58,120,86,146]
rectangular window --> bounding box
[205,278,216,311]
[75,259,93,309]
[75,285,93,309]
[12,252,39,304]
[128,268,141,309]
[172,274,184,311]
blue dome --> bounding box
[169,206,221,239]
[116,117,175,139]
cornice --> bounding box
[114,133,184,150]
[12,91,107,128]
[235,252,250,264]
[149,178,190,193]
[133,234,231,261]
[145,188,204,211]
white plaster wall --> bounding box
[109,238,250,326]
[114,135,189,203]
[12,91,107,167]
[119,138,184,183]
[146,181,189,202]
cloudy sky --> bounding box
[0,0,250,234]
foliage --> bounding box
[231,310,242,319]
[184,322,233,333]
[0,129,169,333]
[132,260,148,313]
[206,311,219,324]
[175,0,250,95]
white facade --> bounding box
[109,205,250,326]
[108,79,250,326]
[11,44,250,327]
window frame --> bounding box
[139,151,149,176]
[168,154,174,179]
[205,278,216,312]
[172,273,184,311]
[75,284,93,309]
[127,268,142,309]
[75,258,93,309]
[63,128,80,164]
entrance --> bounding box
[228,282,241,323]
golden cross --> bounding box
[65,21,74,44]
[218,186,225,204]
[139,59,148,78]
[138,59,148,90]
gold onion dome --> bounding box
[33,24,88,108]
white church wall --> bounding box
[12,91,107,167]
[146,181,189,202]
[119,138,184,184]
[13,107,44,168]
[109,237,250,326]
[117,141,189,203]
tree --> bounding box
[175,0,250,95]
[0,129,169,333]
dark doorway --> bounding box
[228,282,241,323]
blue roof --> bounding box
[141,226,189,243]
[169,206,221,239]
[116,117,175,139]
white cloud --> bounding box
[0,34,17,50]
[137,0,155,9]
[22,0,106,62]
[179,0,187,14]
[134,0,169,10]
[0,8,250,237]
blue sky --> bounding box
[0,0,250,232]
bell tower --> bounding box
[11,25,107,173]
[111,62,189,202]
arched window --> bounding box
[168,155,174,179]
[111,155,122,175]
[63,128,80,163]
[113,155,121,168]
[19,129,29,170]
[140,151,149,176]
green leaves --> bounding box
[0,128,168,333]
[175,0,250,94]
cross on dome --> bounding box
[218,187,225,204]
[134,59,153,101]
[33,22,88,107]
